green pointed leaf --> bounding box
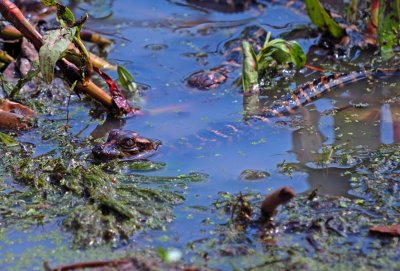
[305,0,345,39]
[258,39,306,69]
[287,41,306,68]
[39,28,76,84]
[56,4,75,27]
[270,49,290,65]
[10,61,40,98]
[117,66,137,92]
[0,74,14,97]
[157,248,182,263]
[0,132,17,146]
[241,41,258,93]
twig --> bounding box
[0,0,114,109]
[44,259,131,271]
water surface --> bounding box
[1,0,399,269]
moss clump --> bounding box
[0,127,202,247]
[187,144,400,270]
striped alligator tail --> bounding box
[263,68,400,118]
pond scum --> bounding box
[0,108,399,269]
[0,0,399,269]
[0,116,206,249]
[187,144,400,270]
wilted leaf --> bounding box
[241,41,258,93]
[39,27,76,84]
[305,0,345,39]
[0,100,36,130]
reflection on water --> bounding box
[170,0,256,13]
[288,78,400,195]
[79,0,400,198]
[3,0,400,269]
[67,0,400,221]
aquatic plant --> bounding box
[0,128,205,247]
[242,33,306,93]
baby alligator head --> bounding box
[92,129,161,160]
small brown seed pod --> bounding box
[261,186,296,218]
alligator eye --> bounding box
[121,138,135,148]
[107,129,120,141]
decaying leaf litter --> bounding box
[0,0,399,270]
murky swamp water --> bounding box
[0,0,399,270]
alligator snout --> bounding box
[92,129,161,161]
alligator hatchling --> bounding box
[186,25,399,118]
[92,129,161,160]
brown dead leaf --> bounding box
[369,224,400,237]
[0,99,36,130]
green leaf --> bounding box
[156,248,182,263]
[287,41,306,69]
[0,74,14,97]
[117,66,137,92]
[241,41,258,93]
[270,48,291,65]
[41,0,57,6]
[267,40,292,63]
[241,32,306,93]
[0,132,17,146]
[56,4,76,27]
[378,1,400,59]
[397,0,400,19]
[305,0,345,39]
[346,0,359,23]
[42,1,76,27]
[258,39,306,69]
[39,27,76,84]
[10,61,40,98]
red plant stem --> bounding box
[367,0,379,35]
[47,259,131,271]
[0,0,42,49]
[304,64,325,73]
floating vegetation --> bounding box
[239,169,270,181]
[0,126,203,247]
[184,144,400,270]
[1,0,400,270]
